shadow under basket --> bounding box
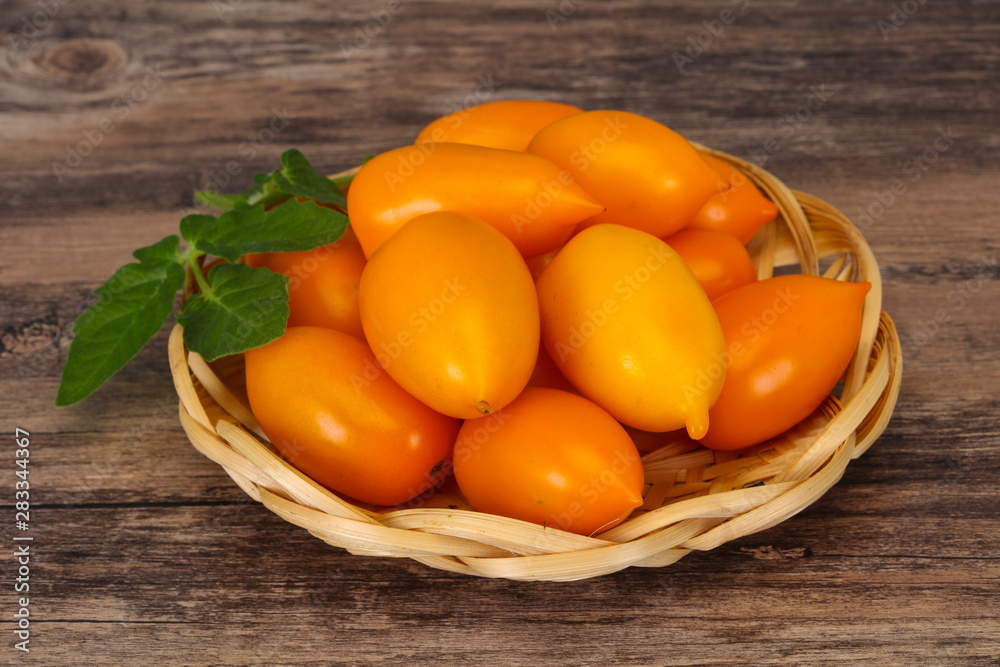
[168,147,903,582]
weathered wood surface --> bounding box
[2,0,999,664]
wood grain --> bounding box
[2,0,999,664]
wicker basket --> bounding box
[168,147,902,581]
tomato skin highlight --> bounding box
[663,228,757,301]
[244,327,460,506]
[346,142,604,258]
[244,226,366,339]
[536,224,727,439]
[697,275,871,451]
[527,110,721,238]
[687,154,779,244]
[359,211,540,419]
[415,100,583,152]
[454,387,645,536]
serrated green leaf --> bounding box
[191,199,349,263]
[271,148,347,207]
[177,263,289,362]
[179,214,217,247]
[56,249,186,406]
[133,235,182,264]
[195,190,248,211]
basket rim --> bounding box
[168,147,903,581]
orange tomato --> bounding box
[663,228,757,301]
[697,275,871,451]
[359,211,539,419]
[244,327,460,506]
[454,387,645,536]
[415,100,583,152]
[527,110,721,238]
[244,226,366,338]
[537,224,727,439]
[687,154,779,244]
[346,142,604,258]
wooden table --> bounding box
[3,1,998,664]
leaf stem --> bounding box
[186,251,212,297]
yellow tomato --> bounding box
[346,142,604,258]
[359,211,539,419]
[415,100,583,152]
[663,228,757,301]
[537,224,727,438]
[527,110,721,238]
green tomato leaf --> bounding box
[194,190,248,212]
[191,199,349,263]
[271,148,347,207]
[177,263,289,362]
[132,234,182,264]
[194,150,348,213]
[178,214,217,248]
[56,239,186,406]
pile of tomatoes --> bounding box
[243,102,870,537]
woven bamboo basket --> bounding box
[168,146,902,581]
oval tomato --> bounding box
[697,275,871,451]
[454,387,645,536]
[537,224,727,439]
[244,327,460,506]
[359,211,539,419]
[415,100,583,152]
[686,154,779,244]
[663,228,757,301]
[527,110,721,238]
[346,142,604,258]
[245,226,366,339]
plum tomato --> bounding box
[359,211,540,419]
[454,387,645,536]
[663,228,757,301]
[244,226,366,338]
[697,275,871,451]
[244,326,460,506]
[686,154,779,244]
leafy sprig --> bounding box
[196,148,347,211]
[56,150,350,407]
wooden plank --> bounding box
[2,0,999,663]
